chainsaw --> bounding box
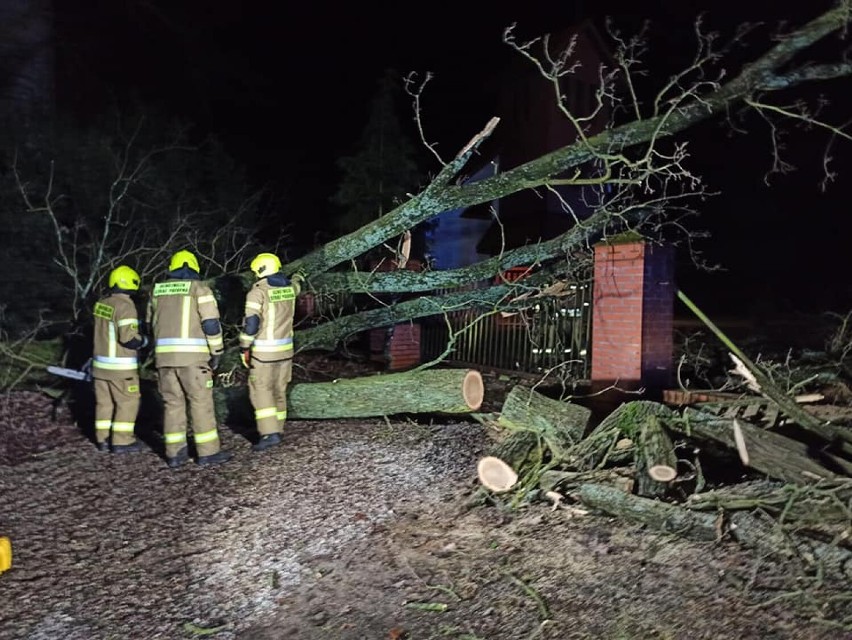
[46,358,93,382]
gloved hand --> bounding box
[208,354,221,371]
[240,349,251,369]
[291,268,307,285]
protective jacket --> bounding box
[239,273,299,364]
[147,269,224,367]
[92,291,145,380]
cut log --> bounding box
[575,483,719,541]
[570,401,676,471]
[670,408,840,484]
[636,414,678,498]
[477,456,519,493]
[487,385,591,479]
[490,430,543,477]
[496,385,590,456]
[214,368,484,423]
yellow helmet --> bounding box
[250,253,282,278]
[108,265,141,291]
[169,250,200,273]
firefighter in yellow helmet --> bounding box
[146,250,233,468]
[92,265,148,453]
[239,253,302,451]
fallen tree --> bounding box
[215,367,484,423]
[4,3,852,377]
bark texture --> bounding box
[670,408,839,484]
[215,368,484,424]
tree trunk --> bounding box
[577,484,852,580]
[670,408,841,484]
[214,367,484,424]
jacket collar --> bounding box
[263,272,290,287]
[167,267,201,280]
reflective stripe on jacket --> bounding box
[92,293,142,380]
[239,277,299,363]
[147,279,223,367]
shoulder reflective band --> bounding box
[268,287,295,303]
[153,281,192,296]
[197,294,216,305]
[94,302,114,320]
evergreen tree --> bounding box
[331,69,424,236]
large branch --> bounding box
[285,6,851,279]
[294,264,566,352]
[309,204,644,294]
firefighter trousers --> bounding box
[157,365,221,458]
[94,376,141,446]
[248,360,293,436]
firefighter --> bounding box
[92,265,148,453]
[147,250,233,468]
[239,253,302,451]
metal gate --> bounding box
[420,276,593,379]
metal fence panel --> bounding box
[421,278,592,379]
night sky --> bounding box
[52,0,850,315]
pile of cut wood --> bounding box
[474,383,852,583]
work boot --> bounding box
[167,447,190,469]
[252,433,282,452]
[112,441,145,454]
[97,441,110,453]
[197,450,234,467]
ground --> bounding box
[1,366,850,640]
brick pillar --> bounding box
[386,323,421,371]
[590,239,674,392]
[368,259,424,371]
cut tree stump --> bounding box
[215,368,484,423]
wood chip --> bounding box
[732,419,750,466]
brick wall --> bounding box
[590,239,674,391]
